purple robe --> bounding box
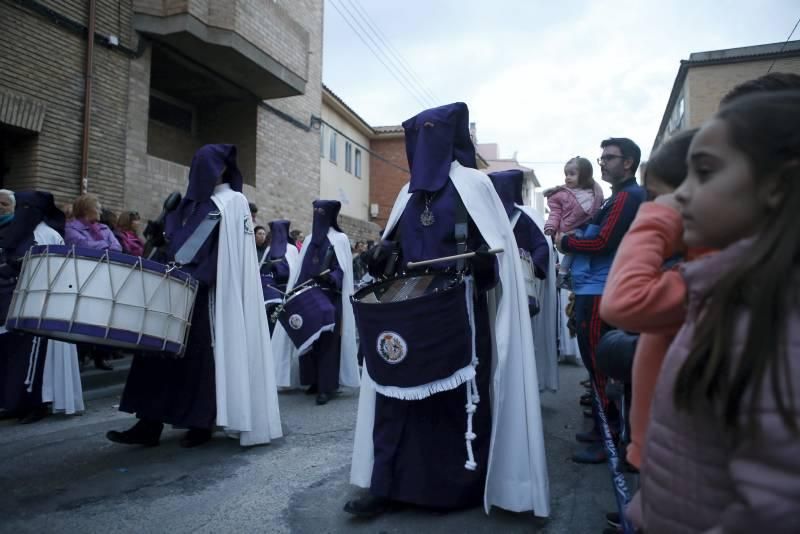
[296,201,345,395]
[119,144,243,429]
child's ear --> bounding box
[764,159,800,209]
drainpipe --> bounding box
[80,0,96,195]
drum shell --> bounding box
[277,286,336,354]
[353,278,472,389]
[5,245,197,354]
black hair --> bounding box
[645,129,698,190]
[600,137,641,175]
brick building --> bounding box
[653,40,800,150]
[367,125,407,230]
[1,0,325,233]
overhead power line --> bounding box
[345,0,440,105]
[767,15,800,73]
[328,0,434,109]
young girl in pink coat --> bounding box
[543,156,604,285]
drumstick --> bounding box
[406,248,504,270]
[285,269,331,296]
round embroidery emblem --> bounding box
[288,314,304,330]
[376,331,408,364]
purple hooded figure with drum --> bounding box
[345,103,549,518]
[271,200,360,405]
[107,144,282,448]
[489,170,560,392]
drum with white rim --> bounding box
[5,245,197,355]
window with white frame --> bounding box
[354,148,362,178]
[345,142,352,173]
[329,131,337,164]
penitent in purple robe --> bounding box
[119,144,243,430]
[488,169,549,280]
[369,103,498,510]
[0,192,60,417]
[296,200,345,395]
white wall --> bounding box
[319,104,370,221]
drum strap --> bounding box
[454,195,469,272]
[174,210,222,265]
[320,245,335,275]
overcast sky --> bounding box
[321,0,798,188]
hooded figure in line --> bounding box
[345,103,549,518]
[488,169,559,392]
[107,144,282,448]
[271,200,360,405]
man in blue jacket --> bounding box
[556,137,646,463]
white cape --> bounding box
[211,184,282,446]
[350,161,550,517]
[514,205,559,392]
[271,228,360,389]
[34,222,85,414]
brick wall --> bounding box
[245,0,324,234]
[369,135,409,229]
[687,57,800,129]
[0,1,134,211]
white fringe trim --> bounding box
[371,363,476,400]
[296,323,336,355]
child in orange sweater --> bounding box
[599,129,700,469]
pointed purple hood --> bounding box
[403,102,477,193]
[488,169,525,217]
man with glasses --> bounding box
[555,137,646,464]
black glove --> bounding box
[366,240,396,277]
[528,296,540,317]
[313,272,333,286]
[143,220,166,247]
[470,245,498,291]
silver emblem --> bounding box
[419,207,435,227]
[289,314,304,330]
[376,331,408,364]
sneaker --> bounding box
[571,442,607,464]
[579,394,593,407]
[606,511,621,528]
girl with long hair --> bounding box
[632,91,800,532]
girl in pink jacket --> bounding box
[543,156,603,285]
[631,91,800,533]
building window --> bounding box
[149,91,195,133]
[345,142,352,173]
[319,124,325,158]
[329,131,337,164]
[354,149,362,178]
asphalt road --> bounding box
[0,364,621,533]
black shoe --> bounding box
[107,420,163,446]
[343,495,392,518]
[316,393,330,405]
[580,395,592,407]
[606,511,621,528]
[571,442,607,464]
[305,385,318,395]
[180,428,213,448]
[583,409,593,419]
[94,357,113,371]
[19,405,49,424]
[575,429,602,443]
